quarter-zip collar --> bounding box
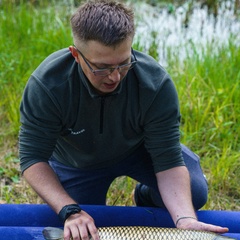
[78,64,128,134]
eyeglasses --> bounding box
[74,45,137,76]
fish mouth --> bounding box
[42,227,63,240]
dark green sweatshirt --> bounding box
[19,48,184,173]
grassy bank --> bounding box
[0,1,239,210]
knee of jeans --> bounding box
[192,192,208,210]
[191,180,208,210]
[181,144,200,163]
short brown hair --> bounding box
[71,0,135,47]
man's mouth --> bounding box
[104,82,118,89]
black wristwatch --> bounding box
[58,204,82,223]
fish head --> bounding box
[42,227,64,240]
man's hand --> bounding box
[156,167,229,234]
[176,217,229,233]
[63,210,100,240]
[23,163,100,239]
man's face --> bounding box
[70,39,133,95]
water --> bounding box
[132,1,240,66]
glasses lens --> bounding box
[120,62,137,74]
[93,61,137,76]
[94,69,112,76]
[118,63,132,73]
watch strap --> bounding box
[58,204,82,223]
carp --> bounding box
[42,226,235,240]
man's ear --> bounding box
[69,46,80,63]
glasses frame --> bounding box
[74,45,137,76]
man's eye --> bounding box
[95,65,109,70]
[95,60,130,69]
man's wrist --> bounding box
[175,216,197,227]
[58,204,82,223]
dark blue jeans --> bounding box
[49,144,208,210]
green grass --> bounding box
[165,38,240,210]
[0,0,239,210]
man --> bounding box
[19,1,228,239]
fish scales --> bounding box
[96,226,234,240]
[42,226,236,240]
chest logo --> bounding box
[68,128,85,135]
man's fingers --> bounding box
[87,224,99,240]
[78,224,91,240]
[63,211,100,240]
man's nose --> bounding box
[108,68,121,82]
